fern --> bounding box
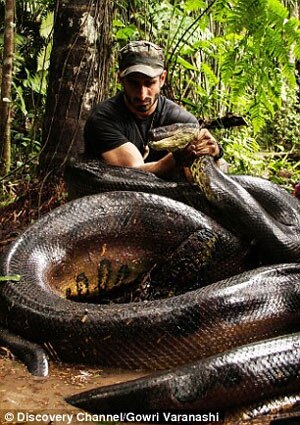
[113,0,300,132]
[212,0,300,130]
[200,62,218,86]
[268,0,288,25]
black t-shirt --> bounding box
[84,91,198,162]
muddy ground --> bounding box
[0,354,146,425]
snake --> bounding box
[1,124,300,420]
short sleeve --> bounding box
[84,107,129,157]
[155,97,199,127]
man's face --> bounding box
[121,71,167,117]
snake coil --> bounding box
[1,138,300,418]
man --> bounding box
[84,40,223,178]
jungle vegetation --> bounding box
[0,0,300,212]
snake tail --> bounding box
[0,325,48,376]
[66,332,300,413]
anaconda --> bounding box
[1,123,300,418]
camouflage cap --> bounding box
[118,40,165,78]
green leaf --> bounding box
[267,0,288,25]
[183,0,206,12]
[40,11,54,39]
[37,41,52,72]
[201,62,218,86]
[176,56,199,71]
[23,70,47,95]
[115,25,138,41]
[0,275,21,282]
[12,83,27,116]
[113,19,125,28]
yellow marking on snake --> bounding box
[149,127,216,201]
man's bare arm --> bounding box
[101,142,177,177]
[102,129,223,178]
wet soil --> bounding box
[0,355,145,425]
[2,355,292,425]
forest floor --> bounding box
[0,176,67,257]
[0,355,146,424]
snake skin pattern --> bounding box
[1,154,300,417]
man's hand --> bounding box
[173,128,221,166]
[190,128,220,158]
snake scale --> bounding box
[1,124,300,419]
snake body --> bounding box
[0,191,271,369]
[66,331,300,412]
[1,133,300,417]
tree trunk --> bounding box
[0,0,15,176]
[297,2,300,105]
[39,0,113,174]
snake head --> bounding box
[149,134,194,152]
[148,123,199,151]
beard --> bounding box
[134,102,152,112]
[125,93,159,113]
